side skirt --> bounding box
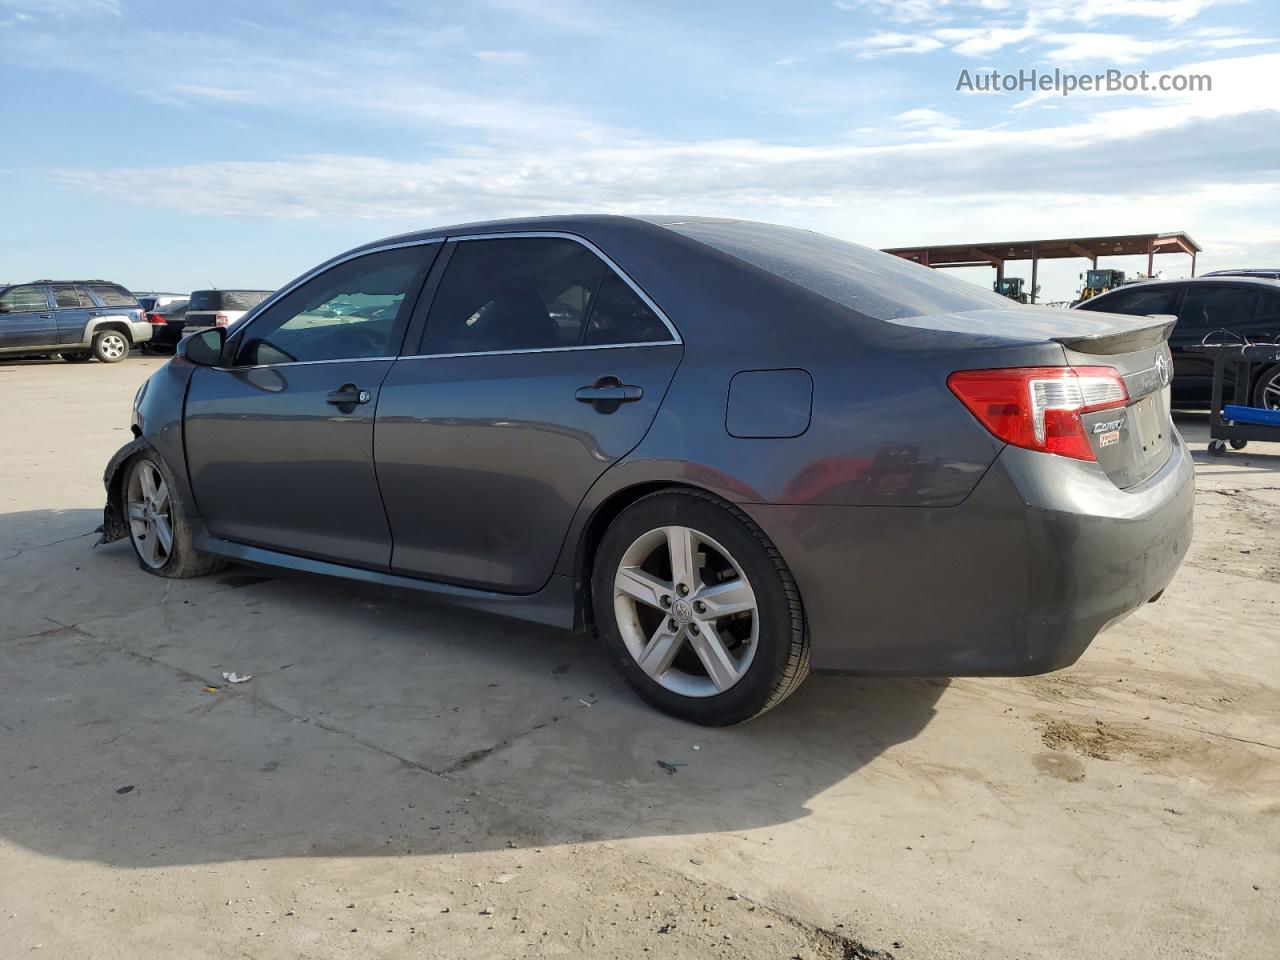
[193,535,579,630]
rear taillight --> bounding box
[148,312,166,325]
[214,313,230,326]
[947,366,1128,462]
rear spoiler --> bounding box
[1055,314,1176,355]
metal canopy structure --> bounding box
[883,231,1202,304]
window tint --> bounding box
[422,238,609,354]
[665,220,1011,321]
[1178,285,1259,329]
[190,290,273,312]
[1255,290,1280,318]
[583,270,670,345]
[1082,286,1179,316]
[52,284,95,308]
[0,285,50,311]
[86,283,136,307]
[234,246,427,366]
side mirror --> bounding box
[178,327,226,366]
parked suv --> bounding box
[1073,276,1280,408]
[0,280,151,363]
[185,289,273,334]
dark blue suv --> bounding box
[0,280,151,363]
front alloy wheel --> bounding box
[593,490,809,725]
[127,459,174,569]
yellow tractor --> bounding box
[1075,268,1126,304]
[994,277,1035,304]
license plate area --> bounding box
[1131,393,1167,457]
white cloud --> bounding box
[473,49,531,64]
[1040,32,1190,64]
[844,32,947,57]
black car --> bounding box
[101,216,1193,725]
[1074,276,1280,408]
[143,299,189,353]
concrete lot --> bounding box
[1,354,1277,959]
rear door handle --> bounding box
[575,380,644,403]
[326,384,372,405]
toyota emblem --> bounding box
[1155,352,1172,387]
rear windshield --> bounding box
[666,220,1011,321]
[86,283,138,307]
[189,290,272,311]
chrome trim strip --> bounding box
[447,230,681,344]
[399,340,679,361]
[215,356,398,372]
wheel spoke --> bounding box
[138,466,157,501]
[693,578,755,619]
[143,523,160,566]
[636,621,685,678]
[688,622,739,692]
[615,566,671,610]
[152,513,174,555]
[665,525,698,588]
[127,501,147,521]
[152,482,170,511]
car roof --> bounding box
[1093,275,1280,295]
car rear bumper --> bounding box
[741,432,1195,674]
[128,319,154,344]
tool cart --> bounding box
[1188,341,1280,455]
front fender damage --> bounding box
[98,438,151,545]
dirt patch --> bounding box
[1037,716,1177,762]
[1184,487,1280,583]
[1033,751,1087,781]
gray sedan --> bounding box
[100,216,1193,725]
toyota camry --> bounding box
[100,216,1194,725]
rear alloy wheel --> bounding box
[93,330,129,363]
[593,490,809,725]
[1252,364,1280,410]
[124,455,226,578]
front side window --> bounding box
[233,246,428,366]
[1178,285,1259,330]
[421,237,672,355]
[0,285,50,312]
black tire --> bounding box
[1251,363,1280,410]
[1208,439,1227,457]
[1230,439,1248,451]
[92,329,130,363]
[61,352,92,363]
[123,454,227,579]
[591,489,809,726]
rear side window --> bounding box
[86,283,136,307]
[423,238,607,354]
[1081,286,1180,316]
[666,220,1011,321]
[1178,285,1259,330]
[422,237,672,355]
[583,271,670,345]
[52,284,96,308]
[0,285,50,311]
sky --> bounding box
[1,0,1278,301]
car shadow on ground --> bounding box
[0,508,947,869]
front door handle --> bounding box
[575,379,644,404]
[326,384,372,406]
